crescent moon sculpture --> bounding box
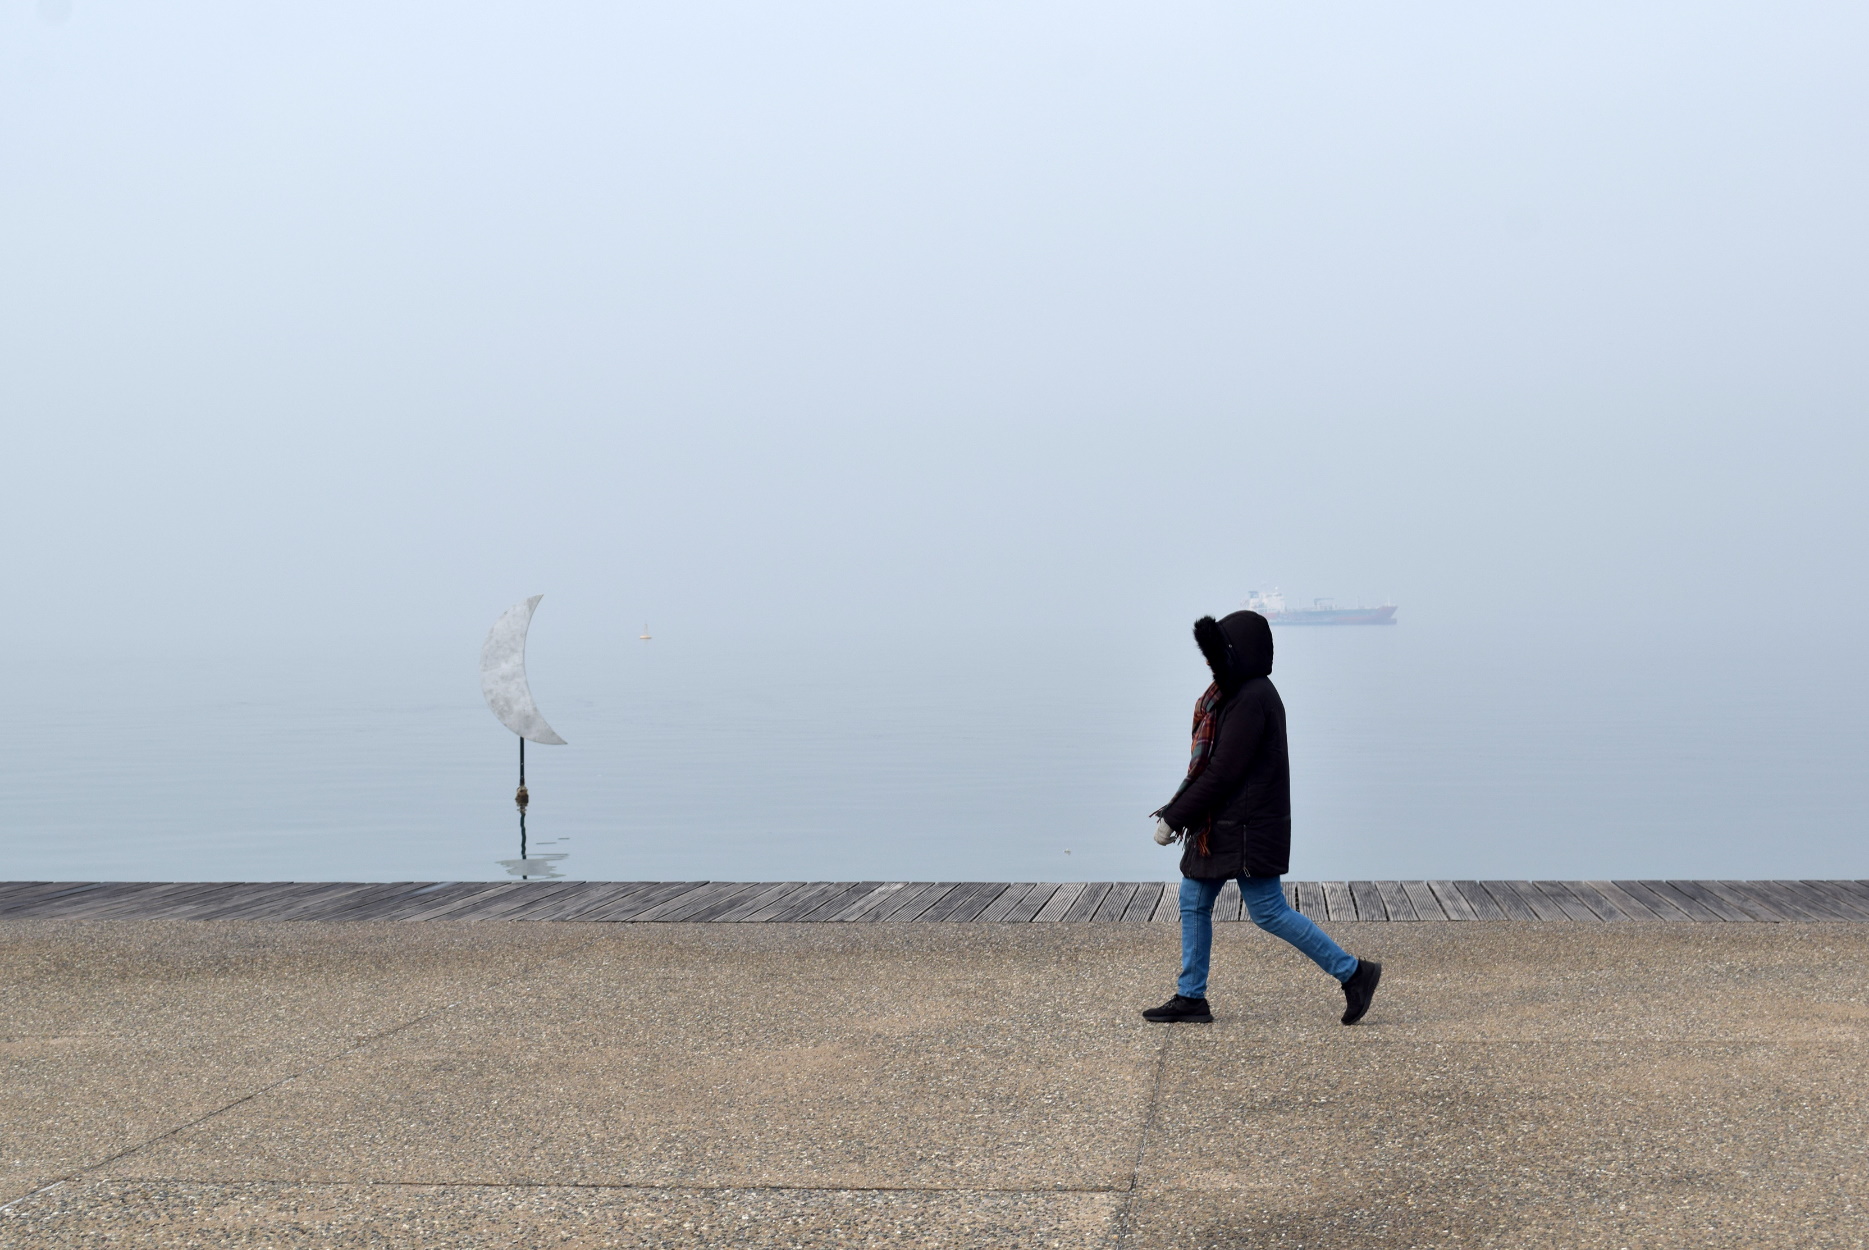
[480,595,568,746]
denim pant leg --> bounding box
[1176,876,1224,999]
[1238,875,1359,982]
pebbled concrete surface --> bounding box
[0,1181,1127,1248]
[93,925,1168,1191]
[0,920,592,1207]
[2,919,1866,1248]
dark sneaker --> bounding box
[1340,959,1383,1025]
[1142,995,1213,1024]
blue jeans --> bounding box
[1178,875,1357,998]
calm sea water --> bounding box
[5,619,1865,882]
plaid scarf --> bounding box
[1171,681,1224,856]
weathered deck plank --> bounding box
[1375,880,1418,922]
[630,882,746,922]
[1640,880,1735,922]
[793,882,889,922]
[1691,880,1787,922]
[121,882,259,919]
[710,882,807,923]
[1093,883,1140,923]
[1567,881,1634,922]
[1477,881,1541,921]
[976,883,1038,923]
[763,882,855,922]
[1450,882,1507,920]
[1032,882,1086,922]
[230,883,384,921]
[917,882,999,923]
[3,883,110,916]
[861,881,949,922]
[1425,881,1476,921]
[179,881,286,914]
[884,883,961,922]
[1348,881,1388,921]
[1508,881,1573,922]
[1319,882,1353,922]
[741,882,841,923]
[1121,882,1165,922]
[783,882,872,922]
[397,883,533,922]
[444,882,575,921]
[587,881,712,922]
[1741,880,1840,921]
[1792,880,1869,920]
[1148,885,1180,923]
[675,882,783,923]
[1005,883,1061,924]
[366,882,485,920]
[1401,880,1444,921]
[826,882,909,922]
[8,882,1869,923]
[1587,881,1665,921]
[1061,883,1114,923]
[1554,881,1617,921]
[935,883,1011,923]
[489,882,615,921]
[522,882,650,922]
[75,882,230,920]
[1535,880,1614,922]
[318,883,447,921]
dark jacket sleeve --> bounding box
[1158,694,1265,832]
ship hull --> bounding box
[1267,606,1397,626]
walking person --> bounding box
[1143,610,1382,1025]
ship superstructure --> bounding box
[1245,589,1397,626]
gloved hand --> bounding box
[1153,817,1177,846]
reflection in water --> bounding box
[499,853,566,879]
[497,789,568,879]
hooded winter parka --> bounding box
[1158,610,1292,879]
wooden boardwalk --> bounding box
[2,880,1868,923]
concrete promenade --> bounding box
[2,916,1865,1247]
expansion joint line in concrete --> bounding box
[60,1179,1134,1197]
[0,934,610,1217]
[1112,1024,1174,1250]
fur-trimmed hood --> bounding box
[1193,610,1274,693]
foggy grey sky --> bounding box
[5,1,1866,657]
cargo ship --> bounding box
[1245,589,1397,626]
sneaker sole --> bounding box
[1142,1015,1214,1024]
